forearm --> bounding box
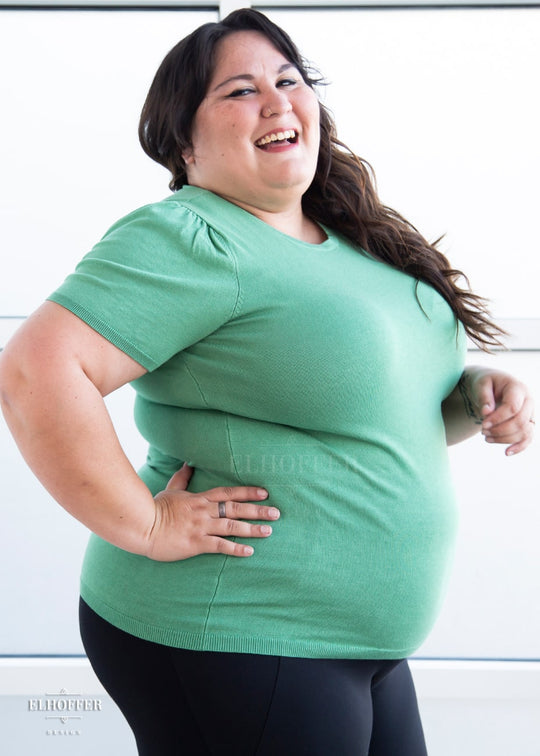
[1,302,280,563]
[0,358,155,555]
[442,366,486,446]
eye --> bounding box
[277,78,297,88]
[226,87,255,98]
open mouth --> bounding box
[255,130,299,149]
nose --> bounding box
[261,90,292,119]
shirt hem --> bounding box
[47,293,158,371]
[80,582,416,661]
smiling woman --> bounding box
[181,31,322,232]
[0,7,534,756]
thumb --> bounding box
[165,463,194,491]
[475,376,497,419]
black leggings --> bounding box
[80,599,427,756]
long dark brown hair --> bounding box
[139,8,503,349]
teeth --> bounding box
[256,130,296,146]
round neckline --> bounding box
[246,208,332,249]
[178,185,335,251]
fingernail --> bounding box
[261,525,272,535]
[268,507,280,519]
[483,422,492,430]
[244,546,254,556]
[257,488,268,498]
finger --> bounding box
[481,382,528,428]
[483,396,535,438]
[498,417,535,454]
[474,376,497,418]
[212,518,274,539]
[484,426,533,449]
[205,536,255,558]
[505,432,534,456]
[211,500,280,522]
[165,463,193,491]
[483,403,535,455]
[207,485,269,504]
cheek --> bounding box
[309,99,321,129]
[228,123,249,150]
[297,92,320,132]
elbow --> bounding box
[0,341,39,427]
[0,349,24,419]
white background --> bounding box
[0,4,539,753]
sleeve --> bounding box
[48,201,239,371]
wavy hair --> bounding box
[139,8,503,349]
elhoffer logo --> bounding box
[27,687,103,736]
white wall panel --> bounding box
[265,7,540,319]
[0,9,217,314]
[0,7,538,663]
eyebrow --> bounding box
[211,63,297,93]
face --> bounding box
[183,31,321,213]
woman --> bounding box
[0,9,534,755]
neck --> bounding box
[225,196,327,245]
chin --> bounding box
[271,176,314,195]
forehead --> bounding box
[210,30,291,81]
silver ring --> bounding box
[218,501,227,518]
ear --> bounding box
[182,146,195,166]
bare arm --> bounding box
[442,365,535,455]
[0,301,278,560]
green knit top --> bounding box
[49,185,466,659]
